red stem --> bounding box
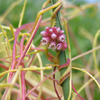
[0,59,11,64]
[21,64,25,100]
[16,16,42,69]
[0,63,9,70]
[53,67,61,100]
[25,69,58,97]
[8,16,42,82]
[32,70,59,83]
[8,23,34,82]
[71,81,84,100]
[16,41,56,62]
[20,36,26,100]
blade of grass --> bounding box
[51,0,70,100]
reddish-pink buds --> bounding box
[40,26,67,51]
[40,31,49,37]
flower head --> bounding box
[41,27,67,51]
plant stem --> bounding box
[59,52,70,100]
[51,0,70,100]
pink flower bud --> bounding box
[57,34,65,42]
[40,31,49,37]
[48,41,56,50]
[59,30,64,35]
[41,27,67,51]
[51,33,57,39]
[57,43,62,50]
[49,28,53,33]
[56,27,60,33]
[53,27,60,35]
[53,26,57,32]
[41,37,50,45]
[45,26,50,32]
[62,41,67,51]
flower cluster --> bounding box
[41,26,67,51]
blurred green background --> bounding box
[0,0,100,99]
